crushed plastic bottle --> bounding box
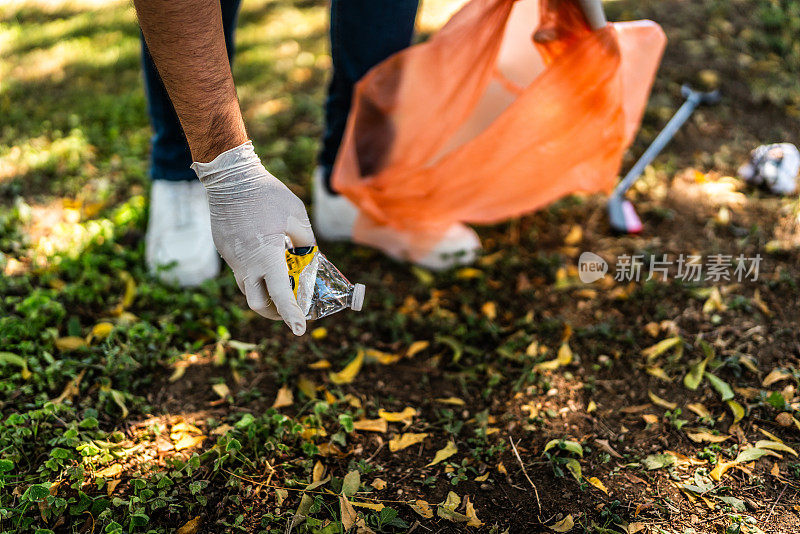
[285,245,365,320]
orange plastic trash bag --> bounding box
[331,0,666,261]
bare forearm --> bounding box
[134,0,247,162]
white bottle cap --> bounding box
[350,283,365,311]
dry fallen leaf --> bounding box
[366,349,402,365]
[212,383,230,399]
[89,322,114,342]
[329,350,364,385]
[481,301,497,320]
[464,495,483,528]
[389,432,428,452]
[642,414,659,425]
[378,407,417,422]
[297,376,317,399]
[648,391,678,410]
[587,477,608,494]
[174,434,206,451]
[435,397,465,406]
[686,403,712,419]
[548,515,574,532]
[352,419,388,433]
[272,385,294,409]
[310,327,327,340]
[763,368,792,387]
[177,515,202,534]
[55,336,86,352]
[410,499,434,519]
[312,461,326,482]
[308,359,331,369]
[370,478,387,490]
[426,440,458,467]
[564,225,583,245]
[339,494,357,532]
[351,501,384,511]
[406,340,430,357]
[642,337,682,362]
[687,431,730,443]
[95,464,123,479]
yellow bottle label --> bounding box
[285,246,318,298]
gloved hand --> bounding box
[191,141,315,336]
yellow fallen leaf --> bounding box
[474,472,490,482]
[389,432,428,452]
[464,495,483,528]
[642,337,682,362]
[642,414,659,425]
[410,499,433,519]
[435,397,465,406]
[379,407,417,422]
[406,340,429,357]
[646,366,672,382]
[272,385,293,409]
[297,376,317,399]
[534,358,561,372]
[564,225,583,245]
[426,440,457,467]
[177,515,202,534]
[329,349,364,385]
[456,267,483,279]
[370,478,387,490]
[497,462,507,475]
[171,422,202,435]
[210,424,233,436]
[587,400,597,413]
[727,400,745,423]
[703,287,726,314]
[95,464,123,479]
[89,322,114,342]
[526,341,539,357]
[687,431,730,443]
[310,327,327,340]
[481,302,497,320]
[587,477,608,494]
[352,419,388,433]
[312,460,326,482]
[55,336,86,352]
[366,349,402,365]
[316,443,346,457]
[557,343,573,365]
[351,501,384,511]
[174,434,206,451]
[648,391,677,410]
[308,359,331,369]
[52,369,87,404]
[212,383,230,399]
[343,394,361,408]
[686,403,712,419]
[106,479,121,496]
[763,368,792,387]
[759,428,784,443]
[755,440,798,457]
[548,515,574,532]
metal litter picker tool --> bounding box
[607,84,721,233]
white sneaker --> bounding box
[145,180,220,287]
[312,166,359,241]
[312,167,481,270]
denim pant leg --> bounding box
[141,0,242,182]
[319,0,420,192]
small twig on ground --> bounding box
[508,436,541,518]
[764,482,788,525]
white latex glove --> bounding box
[191,141,315,336]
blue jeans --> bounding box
[141,0,419,189]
